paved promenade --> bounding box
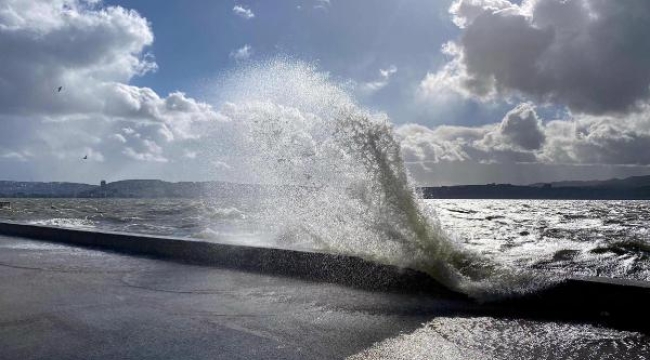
[3,229,650,359]
[0,234,465,360]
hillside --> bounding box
[422,175,650,200]
[2,175,650,199]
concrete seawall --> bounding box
[488,276,650,333]
[1,221,650,333]
[0,221,455,296]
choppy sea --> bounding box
[2,198,649,283]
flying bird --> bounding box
[83,155,88,160]
[57,86,63,93]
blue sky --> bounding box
[2,0,650,185]
[104,0,469,126]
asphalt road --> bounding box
[0,234,466,360]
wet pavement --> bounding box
[0,235,463,360]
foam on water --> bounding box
[213,59,548,299]
[348,317,650,359]
[28,218,96,230]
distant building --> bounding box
[100,180,106,188]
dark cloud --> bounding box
[426,0,650,115]
[494,103,545,150]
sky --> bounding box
[2,0,650,185]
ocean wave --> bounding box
[214,59,545,299]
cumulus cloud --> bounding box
[232,5,254,20]
[423,0,650,114]
[488,103,545,151]
[229,44,253,61]
[397,103,650,169]
[360,65,397,94]
[111,134,127,143]
[123,139,167,163]
[0,0,223,179]
[55,147,105,162]
[0,150,31,162]
[212,161,232,171]
[540,111,650,165]
[397,107,539,166]
[314,0,331,11]
[0,0,155,115]
[183,150,198,159]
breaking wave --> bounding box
[214,59,548,299]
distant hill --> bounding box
[0,181,96,198]
[3,175,650,199]
[81,180,264,199]
[0,179,263,199]
[422,175,650,200]
[531,175,650,189]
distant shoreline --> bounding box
[420,184,650,200]
[2,175,650,200]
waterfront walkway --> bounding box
[0,234,463,360]
[3,227,650,359]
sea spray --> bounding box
[214,59,549,299]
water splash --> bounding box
[214,59,548,299]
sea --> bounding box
[2,198,649,285]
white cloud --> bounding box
[123,139,168,163]
[360,65,397,94]
[448,0,514,28]
[419,41,497,103]
[232,5,255,20]
[54,147,105,162]
[0,0,223,176]
[398,102,650,169]
[229,44,253,61]
[212,160,231,171]
[424,0,650,115]
[540,111,650,166]
[314,0,331,11]
[0,150,31,162]
[110,134,127,143]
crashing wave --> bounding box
[210,59,550,299]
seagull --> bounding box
[57,86,63,93]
